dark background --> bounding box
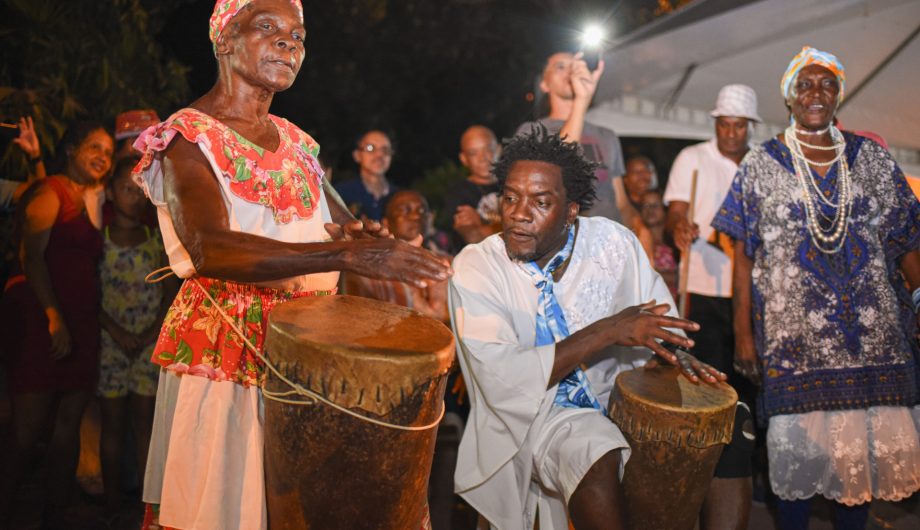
[0,0,696,209]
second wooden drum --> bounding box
[608,365,738,530]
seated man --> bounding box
[342,189,448,322]
[448,127,725,530]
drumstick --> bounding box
[0,122,18,129]
[678,169,698,317]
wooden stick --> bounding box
[678,169,698,317]
[0,122,18,129]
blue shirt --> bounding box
[333,178,398,221]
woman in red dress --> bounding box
[0,122,114,527]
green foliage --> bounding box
[413,160,468,231]
[0,0,192,176]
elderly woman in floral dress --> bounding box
[713,47,920,530]
[132,1,449,529]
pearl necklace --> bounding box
[784,124,851,254]
[796,125,830,136]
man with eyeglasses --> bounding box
[335,129,398,221]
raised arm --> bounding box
[11,117,46,203]
[162,138,448,287]
[558,55,604,143]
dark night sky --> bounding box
[158,0,665,186]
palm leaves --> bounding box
[0,0,191,172]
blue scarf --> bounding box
[522,224,605,412]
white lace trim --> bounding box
[768,406,920,506]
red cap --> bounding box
[115,109,160,141]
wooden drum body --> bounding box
[608,366,737,530]
[263,295,455,530]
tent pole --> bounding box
[662,63,697,115]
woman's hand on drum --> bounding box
[345,238,451,289]
[324,219,392,241]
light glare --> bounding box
[581,24,605,48]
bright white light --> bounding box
[581,24,605,48]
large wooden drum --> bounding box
[263,295,455,530]
[608,365,737,530]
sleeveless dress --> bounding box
[1,176,103,394]
[97,225,165,398]
[133,108,337,530]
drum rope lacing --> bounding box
[145,267,445,432]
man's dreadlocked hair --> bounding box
[492,125,598,211]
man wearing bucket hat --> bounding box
[663,83,760,528]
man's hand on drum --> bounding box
[608,301,726,384]
[345,237,450,289]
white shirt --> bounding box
[134,136,338,293]
[663,138,739,297]
[449,216,677,529]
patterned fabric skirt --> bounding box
[142,278,432,530]
[768,405,920,505]
[143,277,329,530]
[152,277,334,385]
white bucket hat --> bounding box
[710,84,761,122]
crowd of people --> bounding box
[0,1,917,529]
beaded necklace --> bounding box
[784,122,850,254]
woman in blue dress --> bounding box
[713,47,920,529]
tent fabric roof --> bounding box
[588,0,920,163]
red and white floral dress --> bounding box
[133,108,338,530]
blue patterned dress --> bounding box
[712,133,920,504]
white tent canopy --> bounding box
[587,0,920,174]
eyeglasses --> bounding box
[357,144,394,156]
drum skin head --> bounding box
[617,364,737,413]
[265,295,455,416]
[609,365,738,448]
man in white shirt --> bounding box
[449,127,724,529]
[665,84,760,378]
[664,84,760,526]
